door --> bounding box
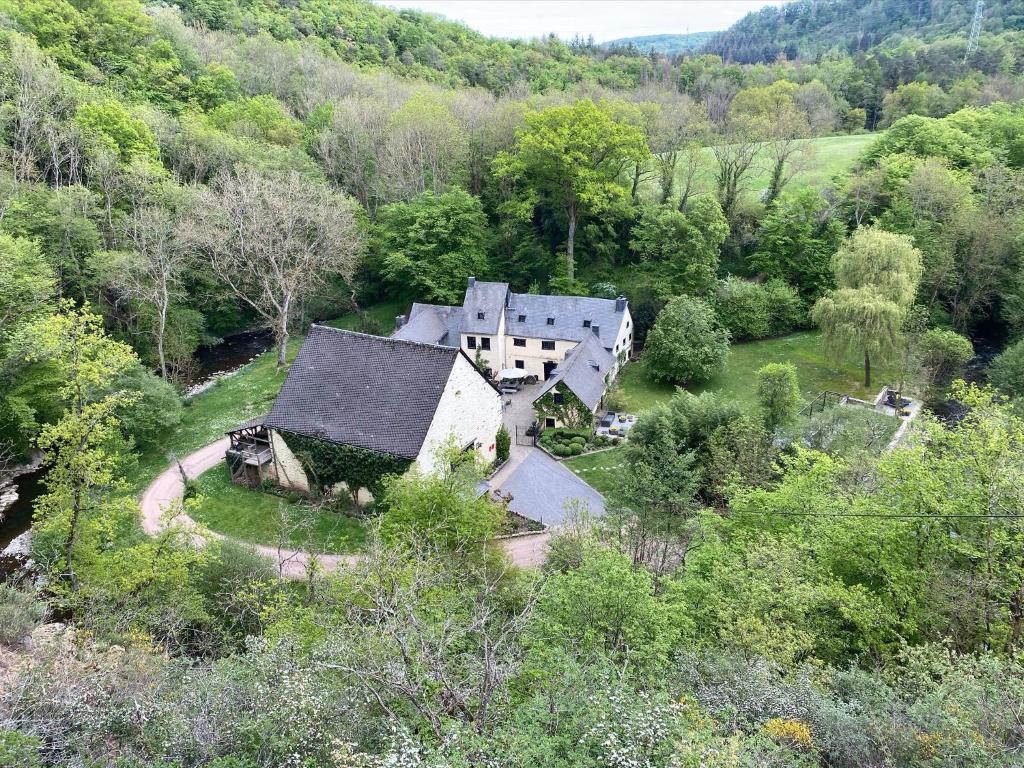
[543,361,557,379]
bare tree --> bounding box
[762,110,812,206]
[187,168,361,368]
[118,206,191,379]
[711,117,762,221]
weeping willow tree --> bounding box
[812,288,905,388]
[812,227,923,389]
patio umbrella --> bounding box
[496,368,529,380]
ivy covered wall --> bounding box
[534,386,593,430]
[277,431,412,503]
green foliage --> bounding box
[713,276,804,342]
[750,188,845,302]
[208,95,300,146]
[279,430,411,502]
[990,339,1024,398]
[495,424,510,465]
[534,386,593,430]
[917,327,973,402]
[644,295,730,384]
[0,728,42,768]
[374,190,491,303]
[74,101,160,163]
[494,99,650,279]
[379,442,504,550]
[756,363,801,431]
[629,197,727,298]
[107,364,183,449]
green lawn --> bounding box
[189,464,367,553]
[320,298,407,333]
[562,446,627,496]
[647,133,878,203]
[617,331,898,415]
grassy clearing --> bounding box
[562,446,627,496]
[189,464,367,553]
[647,133,877,203]
[321,298,407,333]
[617,331,899,415]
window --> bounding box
[513,338,526,347]
[546,317,555,325]
[582,319,591,328]
[545,418,556,428]
[466,336,477,349]
[626,320,630,329]
[515,360,525,369]
[480,336,491,350]
[542,340,555,351]
[477,311,485,320]
[517,314,526,322]
[553,392,564,405]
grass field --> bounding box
[646,133,878,203]
[189,464,367,553]
[562,446,627,496]
[617,331,898,415]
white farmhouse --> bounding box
[392,278,633,420]
[225,326,503,493]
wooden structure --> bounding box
[225,416,275,487]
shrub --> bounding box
[571,436,586,446]
[989,339,1024,398]
[0,583,46,646]
[495,425,511,464]
[918,328,973,403]
[553,444,571,457]
[756,363,802,431]
[568,443,584,455]
[611,437,622,445]
[644,295,730,384]
[714,277,804,342]
[195,540,276,643]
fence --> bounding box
[515,423,539,447]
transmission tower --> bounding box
[964,0,984,62]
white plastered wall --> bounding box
[416,353,503,474]
[270,429,311,494]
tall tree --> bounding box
[493,99,649,281]
[117,205,190,379]
[812,227,923,387]
[187,168,361,368]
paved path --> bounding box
[138,439,552,577]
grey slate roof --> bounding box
[494,450,605,525]
[505,293,627,350]
[460,280,508,335]
[392,303,463,347]
[265,326,459,460]
[533,334,615,412]
[227,414,267,434]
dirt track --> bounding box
[138,439,550,577]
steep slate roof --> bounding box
[460,279,508,335]
[392,303,463,346]
[265,326,460,460]
[496,450,605,525]
[505,293,627,350]
[533,334,615,412]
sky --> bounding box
[373,0,786,42]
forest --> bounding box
[2,0,1024,765]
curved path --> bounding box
[139,439,551,578]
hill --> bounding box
[601,31,716,55]
[704,0,1024,63]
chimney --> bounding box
[467,276,476,288]
[588,360,600,371]
[394,314,406,330]
[591,325,600,337]
[615,295,627,312]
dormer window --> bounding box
[582,319,591,328]
[518,314,526,322]
[546,317,555,325]
[477,311,485,320]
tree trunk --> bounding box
[864,349,871,389]
[157,290,168,380]
[631,163,641,201]
[660,153,676,204]
[765,158,785,207]
[276,313,289,370]
[566,204,577,281]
